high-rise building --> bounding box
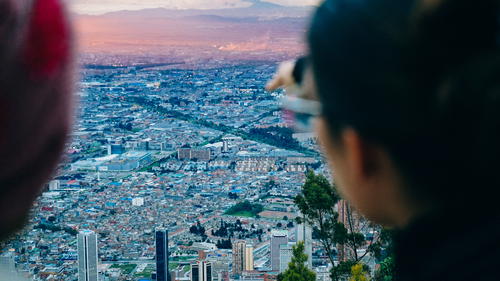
[191,261,212,281]
[232,240,246,276]
[156,229,169,281]
[244,244,254,271]
[270,230,288,271]
[191,263,200,281]
[279,243,295,273]
[337,200,349,262]
[77,230,98,281]
[296,220,313,269]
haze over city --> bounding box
[69,0,320,15]
[74,0,313,63]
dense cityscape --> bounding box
[0,60,368,280]
[0,3,382,281]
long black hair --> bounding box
[308,0,500,210]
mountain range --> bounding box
[74,0,313,63]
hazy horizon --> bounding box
[69,0,320,15]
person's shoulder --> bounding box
[422,217,500,281]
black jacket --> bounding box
[394,211,500,281]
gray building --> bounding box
[296,222,313,269]
[270,230,288,272]
[78,230,98,281]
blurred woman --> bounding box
[0,0,74,240]
[269,0,500,280]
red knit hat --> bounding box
[0,0,74,240]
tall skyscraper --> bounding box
[337,200,349,262]
[191,261,212,281]
[156,228,170,281]
[244,244,254,271]
[232,240,246,276]
[271,230,288,271]
[296,220,313,269]
[78,230,98,281]
[279,243,295,273]
[191,263,200,281]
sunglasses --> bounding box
[280,94,322,133]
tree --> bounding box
[374,257,395,281]
[294,171,345,265]
[278,242,316,281]
[295,171,390,281]
[350,264,369,281]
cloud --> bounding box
[67,0,318,15]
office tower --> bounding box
[191,263,200,281]
[232,240,246,276]
[192,261,212,281]
[337,200,349,262]
[201,261,212,281]
[78,230,98,281]
[244,244,254,271]
[156,229,169,281]
[279,243,294,273]
[296,220,313,269]
[270,230,288,271]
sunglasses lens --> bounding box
[280,96,321,133]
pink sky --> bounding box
[69,0,320,15]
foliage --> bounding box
[216,239,232,249]
[225,200,264,217]
[294,171,346,264]
[228,192,239,199]
[189,221,206,237]
[211,219,263,239]
[295,171,392,281]
[34,223,78,236]
[248,127,303,151]
[279,242,316,281]
[350,264,369,281]
[331,260,356,281]
[374,257,395,281]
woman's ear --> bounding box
[341,128,381,182]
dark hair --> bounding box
[308,0,500,209]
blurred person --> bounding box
[0,0,74,241]
[269,0,500,280]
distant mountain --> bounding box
[74,1,313,62]
[81,0,312,19]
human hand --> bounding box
[265,60,297,91]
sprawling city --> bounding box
[0,1,386,281]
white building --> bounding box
[77,230,98,281]
[279,242,295,273]
[132,197,144,206]
[296,222,313,269]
